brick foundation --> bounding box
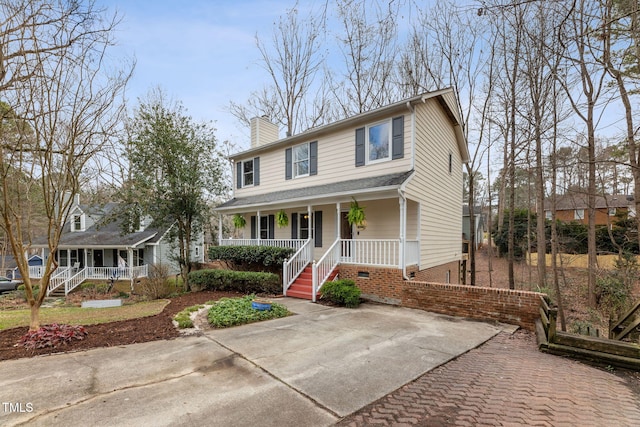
[338,264,542,330]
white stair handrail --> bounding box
[283,239,313,295]
[312,238,341,302]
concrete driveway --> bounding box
[0,298,506,426]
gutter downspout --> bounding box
[399,101,417,281]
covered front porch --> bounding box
[31,246,151,296]
[217,196,421,301]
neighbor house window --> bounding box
[243,159,254,186]
[367,121,391,162]
[545,210,552,220]
[608,207,616,216]
[293,143,309,177]
[575,209,585,220]
[73,215,82,231]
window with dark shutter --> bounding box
[309,141,318,175]
[314,211,323,247]
[253,157,260,186]
[291,213,298,239]
[285,148,292,180]
[355,127,365,167]
[236,162,242,189]
[392,116,404,159]
[250,216,257,239]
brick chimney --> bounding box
[250,116,279,148]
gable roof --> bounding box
[544,193,634,211]
[31,203,167,249]
[216,170,414,211]
[230,88,469,163]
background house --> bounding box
[543,193,634,226]
[215,88,469,301]
[30,194,204,295]
[463,205,485,251]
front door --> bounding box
[341,212,353,258]
[93,250,103,267]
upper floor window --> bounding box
[285,141,317,180]
[243,159,254,186]
[355,116,404,167]
[368,121,391,163]
[574,209,585,220]
[293,143,310,177]
[236,157,260,189]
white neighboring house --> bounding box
[215,88,469,301]
[31,194,205,296]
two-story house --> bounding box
[215,88,469,301]
[31,194,205,296]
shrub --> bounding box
[320,279,361,308]
[208,246,294,268]
[207,295,290,328]
[17,285,40,301]
[173,304,205,329]
[17,324,88,349]
[189,269,281,294]
[139,264,173,299]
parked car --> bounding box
[0,276,20,293]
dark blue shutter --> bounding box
[392,116,404,160]
[285,148,292,180]
[291,213,298,239]
[268,215,275,239]
[253,157,260,185]
[236,162,242,189]
[314,211,323,247]
[355,127,365,167]
[309,141,318,175]
[250,216,257,239]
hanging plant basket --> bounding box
[232,213,246,229]
[276,209,289,228]
[347,198,366,229]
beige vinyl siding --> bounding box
[406,99,463,269]
[235,115,413,198]
[406,199,419,240]
[352,198,400,240]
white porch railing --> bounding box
[312,238,341,302]
[85,265,148,280]
[283,239,313,295]
[65,269,88,295]
[339,239,419,267]
[220,239,307,251]
[46,268,73,295]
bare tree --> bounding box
[0,0,132,330]
[228,4,326,136]
[331,0,400,116]
[554,0,612,307]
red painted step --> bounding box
[286,266,339,300]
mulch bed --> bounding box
[0,291,243,362]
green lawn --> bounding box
[0,299,170,330]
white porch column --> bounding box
[307,205,313,242]
[399,196,406,270]
[335,202,341,240]
[218,215,223,245]
[127,248,134,276]
[256,211,261,241]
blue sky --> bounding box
[100,0,300,149]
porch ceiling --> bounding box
[216,170,413,212]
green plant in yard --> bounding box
[188,269,281,294]
[173,304,205,328]
[320,279,361,308]
[207,295,290,328]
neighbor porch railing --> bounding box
[283,239,313,295]
[220,239,307,251]
[340,239,419,267]
[312,238,341,302]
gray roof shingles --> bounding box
[216,170,414,210]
